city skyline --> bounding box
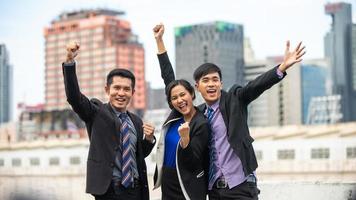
[0,0,355,119]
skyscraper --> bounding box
[324,2,356,122]
[44,9,146,115]
[0,44,12,124]
[175,21,244,89]
[301,62,327,124]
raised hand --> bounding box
[143,123,155,142]
[153,23,165,40]
[66,41,80,63]
[178,122,190,148]
[279,41,306,72]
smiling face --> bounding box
[170,84,195,116]
[105,76,134,112]
[195,72,223,106]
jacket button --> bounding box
[115,146,120,151]
[111,163,115,168]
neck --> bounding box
[183,107,196,122]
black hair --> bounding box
[165,79,196,109]
[106,68,135,89]
[193,63,222,82]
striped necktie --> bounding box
[119,113,133,188]
[206,107,218,186]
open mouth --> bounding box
[207,88,217,95]
[177,102,188,111]
[115,97,126,103]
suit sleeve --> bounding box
[157,52,175,87]
[177,122,210,170]
[142,138,156,158]
[62,62,98,122]
[231,65,287,105]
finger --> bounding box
[153,25,160,32]
[285,40,290,53]
[297,46,306,55]
[294,41,302,52]
[143,126,154,133]
[296,51,306,60]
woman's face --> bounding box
[170,84,194,116]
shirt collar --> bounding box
[110,103,127,117]
[206,99,220,111]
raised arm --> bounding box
[235,41,306,104]
[153,23,175,87]
[62,41,98,122]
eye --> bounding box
[171,96,177,101]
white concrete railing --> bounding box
[1,173,355,200]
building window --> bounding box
[255,150,263,160]
[70,156,81,165]
[347,147,356,159]
[0,159,4,166]
[12,158,21,167]
[311,148,329,159]
[277,149,295,160]
[49,157,60,166]
[30,158,40,166]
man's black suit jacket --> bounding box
[62,63,155,199]
[197,65,286,176]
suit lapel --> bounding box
[105,103,122,144]
[219,91,229,132]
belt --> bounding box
[112,178,140,189]
[213,175,257,189]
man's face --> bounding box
[195,72,222,105]
[105,76,134,112]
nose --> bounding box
[207,80,214,87]
[117,89,125,96]
[177,96,184,103]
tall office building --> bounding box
[44,9,146,115]
[245,61,272,127]
[352,24,356,102]
[175,21,244,89]
[301,61,327,124]
[324,2,356,122]
[0,44,12,124]
[245,50,328,127]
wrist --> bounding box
[155,37,163,42]
[278,63,286,72]
[145,135,155,143]
[66,57,74,64]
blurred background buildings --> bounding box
[0,1,356,200]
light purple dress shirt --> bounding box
[207,100,246,190]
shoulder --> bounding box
[190,110,209,128]
[90,98,103,105]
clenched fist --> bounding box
[66,41,80,63]
[143,123,155,143]
[178,122,190,148]
[153,23,164,40]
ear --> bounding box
[132,88,135,95]
[220,81,223,90]
[105,85,109,95]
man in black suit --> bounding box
[193,41,306,199]
[62,42,156,200]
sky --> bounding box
[0,0,355,119]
